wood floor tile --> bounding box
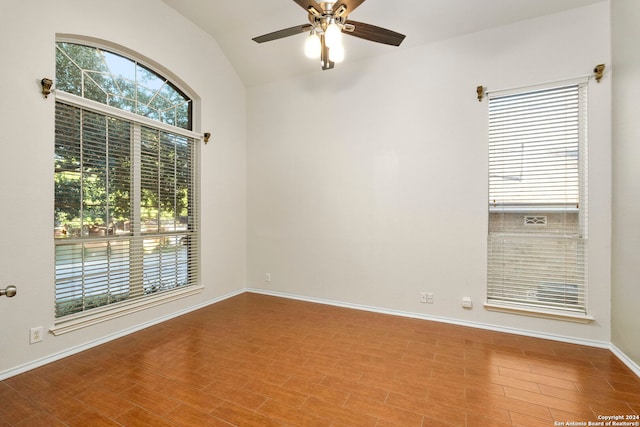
[165,403,232,427]
[210,401,281,427]
[3,372,53,397]
[242,379,308,408]
[13,412,67,427]
[0,388,44,424]
[466,413,513,427]
[28,390,90,422]
[499,366,579,390]
[418,402,468,426]
[66,410,123,427]
[204,381,268,411]
[344,393,423,426]
[302,396,378,426]
[73,387,136,418]
[461,400,513,425]
[155,382,224,413]
[321,375,389,402]
[257,399,331,426]
[504,386,592,415]
[1,293,637,426]
[283,376,349,406]
[115,407,176,427]
[509,411,555,427]
[29,365,86,394]
[467,390,554,421]
[117,384,181,417]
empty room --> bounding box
[0,0,639,425]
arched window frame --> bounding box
[52,37,202,334]
[55,38,194,130]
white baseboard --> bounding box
[0,289,245,381]
[610,344,640,377]
[247,288,612,349]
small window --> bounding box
[487,82,587,315]
[54,41,200,323]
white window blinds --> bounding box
[487,82,587,314]
[54,101,200,319]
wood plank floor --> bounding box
[1,293,639,426]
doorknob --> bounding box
[0,286,17,298]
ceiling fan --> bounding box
[252,0,406,70]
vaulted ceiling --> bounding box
[161,0,604,87]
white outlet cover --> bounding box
[30,326,43,344]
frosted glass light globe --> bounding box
[324,22,342,48]
[304,33,321,58]
[329,43,345,63]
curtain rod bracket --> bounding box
[593,64,605,83]
[203,132,211,144]
[41,78,53,98]
[476,85,486,102]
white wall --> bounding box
[248,3,612,343]
[611,0,640,367]
[0,0,246,375]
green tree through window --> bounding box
[56,42,191,129]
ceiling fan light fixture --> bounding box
[328,43,345,63]
[304,31,321,59]
[324,21,342,48]
[252,0,406,71]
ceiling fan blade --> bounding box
[344,20,406,46]
[332,0,367,18]
[292,0,324,16]
[252,24,313,43]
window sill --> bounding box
[484,302,595,323]
[50,285,204,336]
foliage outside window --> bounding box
[56,42,191,130]
[54,42,199,320]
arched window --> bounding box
[56,42,192,129]
[53,41,201,329]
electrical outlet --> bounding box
[30,327,43,344]
[462,297,473,308]
[420,292,427,303]
[426,293,434,304]
[265,273,271,282]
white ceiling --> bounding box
[161,0,604,87]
